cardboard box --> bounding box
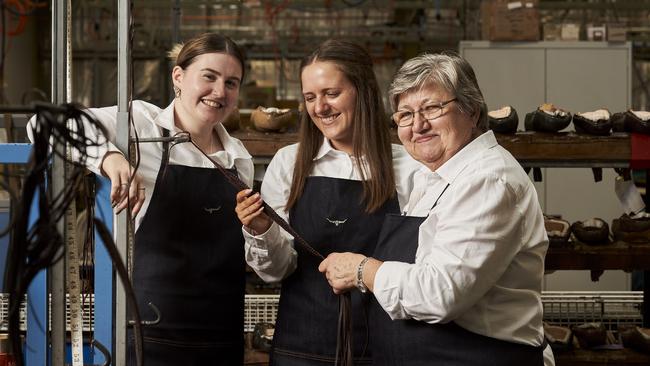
[481,1,540,41]
[587,25,607,41]
[560,23,580,41]
[608,23,627,42]
[543,23,562,41]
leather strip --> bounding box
[188,137,355,365]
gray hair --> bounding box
[388,52,488,132]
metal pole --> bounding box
[641,169,650,328]
[172,0,181,44]
[50,0,68,365]
[171,0,181,100]
[115,1,131,365]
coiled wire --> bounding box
[3,102,144,366]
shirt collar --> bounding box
[435,130,498,184]
[313,137,342,161]
[214,122,252,160]
[153,101,176,131]
[154,101,252,161]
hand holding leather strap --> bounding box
[189,137,354,365]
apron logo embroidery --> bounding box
[204,206,222,214]
[326,218,347,226]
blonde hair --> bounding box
[167,43,184,63]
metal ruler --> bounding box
[64,199,84,366]
[65,0,84,360]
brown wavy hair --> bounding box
[286,39,396,213]
[169,33,246,82]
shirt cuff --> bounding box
[243,223,283,261]
[243,223,296,283]
[243,222,281,247]
[373,260,412,320]
[87,142,121,176]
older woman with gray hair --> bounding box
[319,52,554,366]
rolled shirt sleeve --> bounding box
[27,100,256,234]
[374,131,548,351]
[244,141,421,284]
[243,146,298,283]
[27,106,119,176]
[374,173,523,323]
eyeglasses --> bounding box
[392,98,457,127]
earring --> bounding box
[174,87,181,99]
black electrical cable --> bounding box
[127,0,141,191]
[94,217,144,366]
[80,175,95,324]
[91,338,112,366]
[2,102,144,366]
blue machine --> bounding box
[0,143,113,366]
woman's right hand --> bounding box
[236,189,272,235]
[101,151,146,216]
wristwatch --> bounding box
[356,257,371,293]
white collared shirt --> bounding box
[29,100,254,231]
[243,138,423,283]
[374,131,553,364]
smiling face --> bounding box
[301,61,357,154]
[396,83,477,171]
[172,52,242,130]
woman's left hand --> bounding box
[318,252,366,294]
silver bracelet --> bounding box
[356,257,371,293]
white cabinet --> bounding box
[459,41,633,291]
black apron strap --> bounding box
[155,128,171,183]
[369,181,544,366]
[431,183,450,209]
[271,177,400,365]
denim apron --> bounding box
[271,176,399,365]
[369,185,545,366]
[128,129,245,365]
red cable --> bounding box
[3,0,28,37]
[24,0,48,8]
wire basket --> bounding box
[1,292,642,333]
[541,291,643,330]
[0,294,27,332]
[1,293,281,332]
[0,293,93,332]
[243,292,645,332]
[244,294,280,332]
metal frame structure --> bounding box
[2,1,131,365]
[19,1,72,365]
[1,143,114,366]
[113,1,131,365]
[50,1,70,364]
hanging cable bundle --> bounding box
[3,102,144,366]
